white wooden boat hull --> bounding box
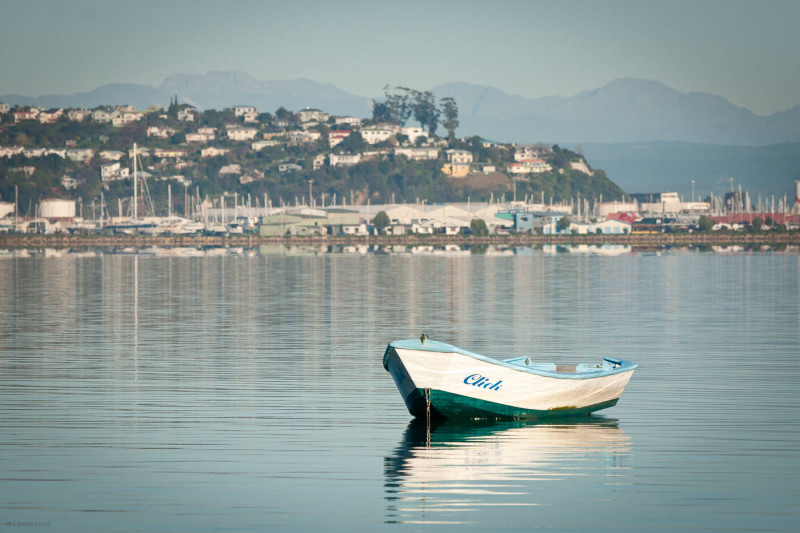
[384,339,637,420]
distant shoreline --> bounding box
[2,232,798,249]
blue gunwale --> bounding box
[385,339,638,380]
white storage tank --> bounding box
[39,198,76,219]
[0,201,14,219]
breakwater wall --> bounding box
[2,232,799,249]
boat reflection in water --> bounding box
[384,417,630,526]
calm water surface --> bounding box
[1,248,798,531]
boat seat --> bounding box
[556,365,577,373]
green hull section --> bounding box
[405,387,619,421]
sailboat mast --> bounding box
[133,143,138,221]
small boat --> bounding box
[383,337,637,420]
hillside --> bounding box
[4,73,800,145]
[0,104,623,216]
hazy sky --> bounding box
[1,0,798,116]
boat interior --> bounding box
[503,356,623,374]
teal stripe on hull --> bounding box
[404,387,619,421]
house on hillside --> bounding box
[147,126,176,138]
[65,148,94,162]
[177,108,196,121]
[219,164,241,176]
[445,149,473,165]
[401,127,427,145]
[99,150,125,161]
[153,148,187,159]
[334,116,361,127]
[38,109,63,123]
[67,109,91,122]
[227,126,259,141]
[14,109,40,122]
[328,130,352,147]
[231,105,257,117]
[201,147,229,158]
[100,162,130,182]
[329,153,361,167]
[361,124,399,144]
[298,108,329,124]
[92,108,113,123]
[394,146,438,161]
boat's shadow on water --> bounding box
[384,416,631,525]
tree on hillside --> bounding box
[275,106,292,121]
[371,100,392,123]
[440,97,459,143]
[336,131,365,153]
[412,90,440,135]
[167,95,179,120]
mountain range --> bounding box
[3,71,799,146]
[3,71,799,197]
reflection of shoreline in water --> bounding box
[384,417,630,526]
[3,243,792,259]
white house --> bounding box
[128,147,150,158]
[401,127,427,145]
[361,124,400,144]
[147,126,175,138]
[110,110,143,126]
[177,108,196,121]
[98,150,125,161]
[445,149,473,165]
[286,130,321,144]
[329,153,361,167]
[0,103,9,114]
[153,148,187,159]
[227,126,259,141]
[334,116,361,127]
[394,146,439,161]
[67,109,91,122]
[251,140,279,151]
[65,148,94,162]
[101,162,130,182]
[92,109,113,123]
[298,108,329,123]
[514,144,552,161]
[312,153,326,170]
[232,105,257,117]
[508,159,551,174]
[14,109,40,122]
[201,147,229,158]
[219,164,241,176]
[185,132,212,143]
[38,109,63,123]
[279,163,302,173]
[0,146,24,158]
[328,130,352,147]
